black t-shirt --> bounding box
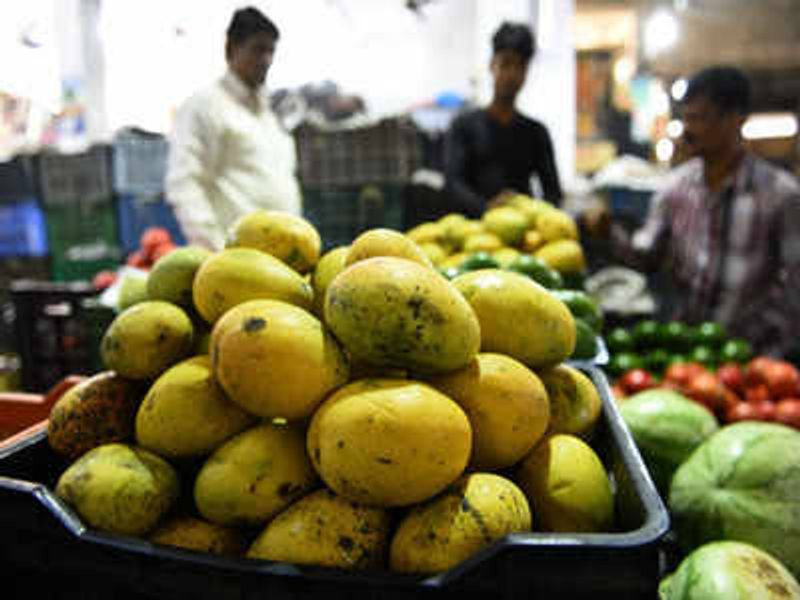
[444,108,563,217]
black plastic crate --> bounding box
[0,155,36,204]
[303,184,407,250]
[0,366,668,599]
[296,118,421,188]
[10,280,102,393]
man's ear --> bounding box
[225,40,233,61]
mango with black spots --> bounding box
[324,257,480,373]
[389,473,531,573]
[537,365,602,439]
[307,379,472,507]
[192,247,314,324]
[226,210,321,274]
[135,356,255,459]
[101,301,194,380]
[56,443,180,536]
[194,421,318,527]
[47,371,143,461]
[452,269,575,369]
[211,299,349,420]
[247,488,392,569]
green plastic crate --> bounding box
[44,199,122,282]
[302,184,406,250]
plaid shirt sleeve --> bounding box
[779,172,800,318]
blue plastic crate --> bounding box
[0,199,48,257]
[116,193,186,254]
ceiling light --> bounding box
[671,78,687,101]
[742,113,799,140]
[644,11,679,57]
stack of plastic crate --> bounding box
[36,146,121,281]
[295,118,420,248]
[10,280,101,393]
[112,129,186,255]
[0,156,51,354]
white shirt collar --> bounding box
[222,70,267,113]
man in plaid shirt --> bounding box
[597,66,800,356]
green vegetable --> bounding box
[669,421,800,578]
[571,318,598,360]
[644,348,671,374]
[632,319,660,349]
[619,389,718,496]
[692,321,727,349]
[607,352,643,377]
[689,345,717,368]
[719,338,753,364]
[506,254,563,289]
[607,327,634,353]
[560,270,586,291]
[460,251,499,271]
[659,541,800,599]
[659,321,690,352]
[550,290,603,333]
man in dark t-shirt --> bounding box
[444,22,562,218]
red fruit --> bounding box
[92,270,117,291]
[744,356,778,388]
[774,399,800,429]
[716,362,745,396]
[763,361,800,399]
[126,250,148,268]
[619,368,657,395]
[726,401,761,424]
[745,384,771,404]
[140,227,171,253]
[685,371,726,413]
[722,388,742,413]
[659,380,686,393]
[152,243,177,262]
[751,399,776,421]
[664,362,706,387]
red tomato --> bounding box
[726,401,761,424]
[619,368,657,394]
[92,270,117,291]
[751,400,776,421]
[140,227,172,253]
[774,399,800,429]
[716,362,745,396]
[745,384,771,404]
[126,250,148,268]
[152,242,177,262]
[744,356,778,388]
[722,388,742,413]
[763,361,800,400]
[664,362,707,388]
[685,371,726,413]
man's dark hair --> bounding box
[227,7,279,46]
[683,66,751,116]
[492,22,536,62]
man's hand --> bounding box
[583,204,612,238]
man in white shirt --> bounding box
[166,7,302,250]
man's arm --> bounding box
[166,97,226,250]
[779,178,800,319]
[606,185,672,272]
[536,127,563,206]
[444,116,487,218]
